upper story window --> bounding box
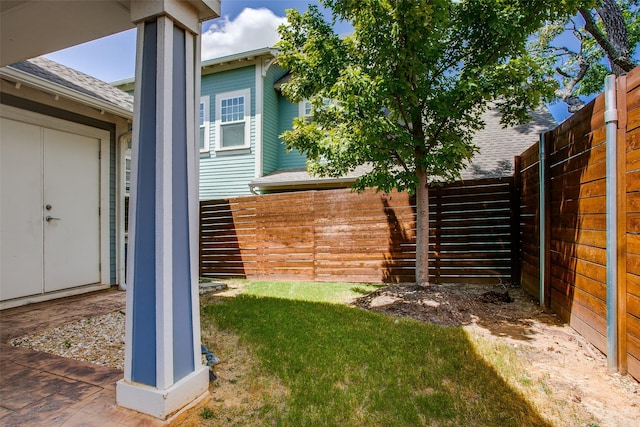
[299,100,313,118]
[215,89,250,151]
[299,98,333,120]
[200,96,210,153]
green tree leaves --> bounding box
[277,0,568,284]
[279,0,559,187]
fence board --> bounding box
[518,143,541,297]
[627,67,640,379]
[200,179,515,285]
[517,66,640,380]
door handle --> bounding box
[45,216,61,222]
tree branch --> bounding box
[391,149,410,172]
[555,67,572,78]
[392,94,414,134]
[579,5,635,74]
[554,52,589,113]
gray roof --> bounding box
[462,107,555,179]
[273,71,291,91]
[8,57,134,113]
[253,107,555,191]
[250,165,372,191]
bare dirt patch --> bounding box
[354,283,640,427]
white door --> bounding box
[43,128,101,292]
[0,118,44,300]
[0,118,101,301]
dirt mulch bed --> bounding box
[353,283,640,427]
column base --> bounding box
[116,365,210,420]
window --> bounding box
[298,98,333,120]
[215,89,250,151]
[124,136,132,196]
[123,136,132,234]
[299,99,313,118]
[125,157,131,194]
[200,96,210,153]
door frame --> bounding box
[118,131,132,289]
[0,105,111,309]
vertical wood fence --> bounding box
[200,177,517,285]
[518,66,640,380]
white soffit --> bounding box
[1,1,221,67]
[1,1,134,67]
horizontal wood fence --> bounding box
[624,70,640,380]
[200,177,517,285]
[517,66,640,380]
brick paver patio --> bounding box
[0,289,171,426]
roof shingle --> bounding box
[463,107,555,179]
[8,57,133,113]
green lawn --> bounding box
[200,281,549,426]
[225,279,380,304]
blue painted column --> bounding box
[116,0,219,420]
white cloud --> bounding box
[201,8,286,60]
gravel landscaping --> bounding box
[11,310,126,370]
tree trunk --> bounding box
[415,166,430,287]
[580,1,634,76]
[598,0,632,76]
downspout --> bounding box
[539,133,546,307]
[604,74,619,372]
[254,60,264,180]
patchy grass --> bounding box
[466,333,595,426]
[199,407,216,420]
[199,295,550,426]
[181,324,290,427]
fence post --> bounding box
[605,74,620,372]
[434,190,442,284]
[539,132,551,308]
[511,156,522,286]
[616,75,628,374]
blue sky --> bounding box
[43,1,629,123]
[45,1,337,83]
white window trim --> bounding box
[200,95,210,153]
[299,99,312,118]
[124,140,132,197]
[299,98,334,119]
[215,88,251,152]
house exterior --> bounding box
[115,47,371,200]
[0,54,554,309]
[0,56,133,310]
[117,48,555,200]
[198,48,306,199]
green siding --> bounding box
[199,66,256,200]
[277,96,307,170]
[262,65,287,175]
[122,60,311,201]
